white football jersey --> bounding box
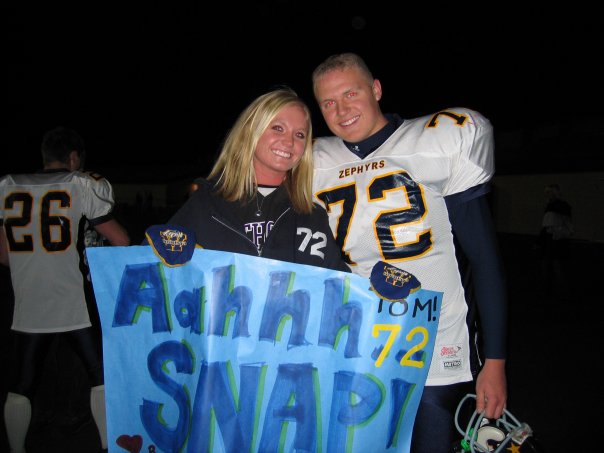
[313,108,495,385]
[0,170,115,333]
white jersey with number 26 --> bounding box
[312,108,495,386]
[0,170,115,333]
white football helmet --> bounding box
[453,394,544,452]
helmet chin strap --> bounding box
[476,425,506,450]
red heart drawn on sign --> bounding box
[116,434,143,453]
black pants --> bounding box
[7,328,104,399]
[411,382,473,453]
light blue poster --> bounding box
[87,246,441,453]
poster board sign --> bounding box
[87,246,441,453]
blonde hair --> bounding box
[312,52,374,97]
[208,87,315,214]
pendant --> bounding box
[255,210,262,217]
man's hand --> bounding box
[475,358,507,419]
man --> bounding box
[0,126,130,453]
[311,53,507,453]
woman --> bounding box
[168,87,348,272]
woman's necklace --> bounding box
[254,186,277,217]
[255,193,265,217]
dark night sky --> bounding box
[3,3,604,181]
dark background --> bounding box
[3,3,604,181]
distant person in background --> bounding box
[167,87,349,271]
[538,183,573,296]
[0,126,130,453]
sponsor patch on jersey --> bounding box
[369,261,421,302]
[438,343,464,371]
[145,224,196,267]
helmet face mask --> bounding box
[453,394,543,453]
